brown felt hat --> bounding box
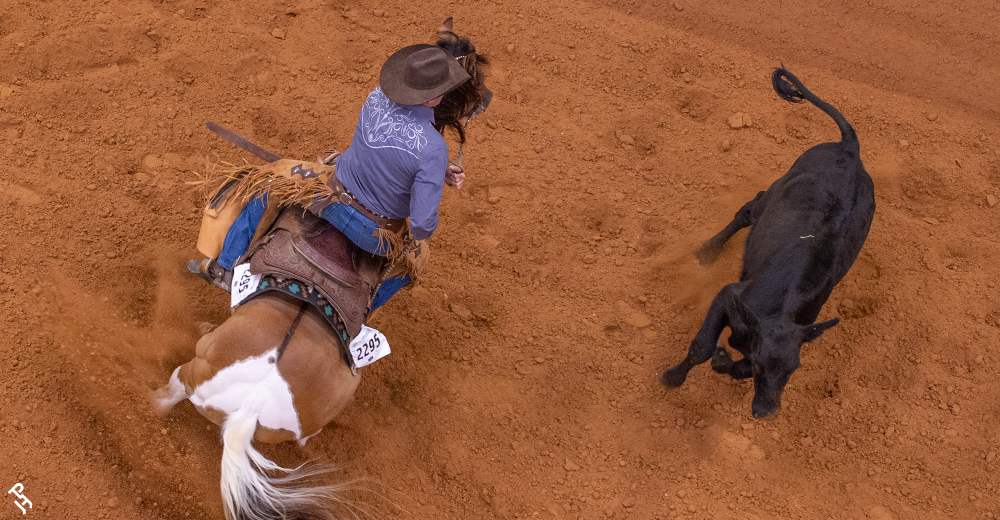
[380,44,471,106]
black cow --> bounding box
[660,67,876,418]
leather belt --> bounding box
[325,176,407,234]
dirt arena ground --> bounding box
[2,0,999,519]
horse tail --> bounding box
[219,405,353,520]
[772,67,860,154]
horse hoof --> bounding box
[151,367,188,416]
[150,388,178,416]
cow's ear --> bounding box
[803,318,840,342]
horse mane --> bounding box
[434,30,489,144]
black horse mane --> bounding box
[434,31,489,144]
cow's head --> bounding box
[736,305,839,418]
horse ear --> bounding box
[439,17,454,35]
[803,318,839,342]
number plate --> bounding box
[349,325,391,368]
[230,263,262,307]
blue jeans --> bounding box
[319,201,392,255]
[218,195,267,270]
[320,203,410,310]
[217,199,408,310]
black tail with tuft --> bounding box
[771,67,858,153]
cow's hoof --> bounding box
[660,366,688,387]
[751,404,780,419]
[695,244,722,265]
[710,345,733,373]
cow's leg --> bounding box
[696,191,766,265]
[661,285,735,387]
[712,329,754,379]
[711,347,752,379]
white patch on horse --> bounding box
[190,348,303,438]
[152,366,189,416]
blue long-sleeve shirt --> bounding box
[335,87,448,240]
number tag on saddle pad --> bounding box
[349,325,391,368]
[231,263,262,307]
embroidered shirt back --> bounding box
[336,87,448,240]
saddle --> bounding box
[243,207,385,342]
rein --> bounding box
[277,301,309,360]
[453,121,470,168]
[451,88,492,168]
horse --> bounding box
[153,19,489,520]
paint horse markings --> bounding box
[153,294,362,520]
[160,347,303,441]
[153,17,490,520]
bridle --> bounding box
[453,90,492,168]
[449,52,491,168]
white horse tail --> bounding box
[219,406,354,520]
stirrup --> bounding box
[186,258,233,293]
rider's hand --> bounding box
[445,164,465,190]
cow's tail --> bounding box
[220,405,358,520]
[772,67,859,154]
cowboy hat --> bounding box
[380,44,471,106]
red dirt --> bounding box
[2,1,999,519]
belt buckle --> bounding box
[338,192,354,205]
